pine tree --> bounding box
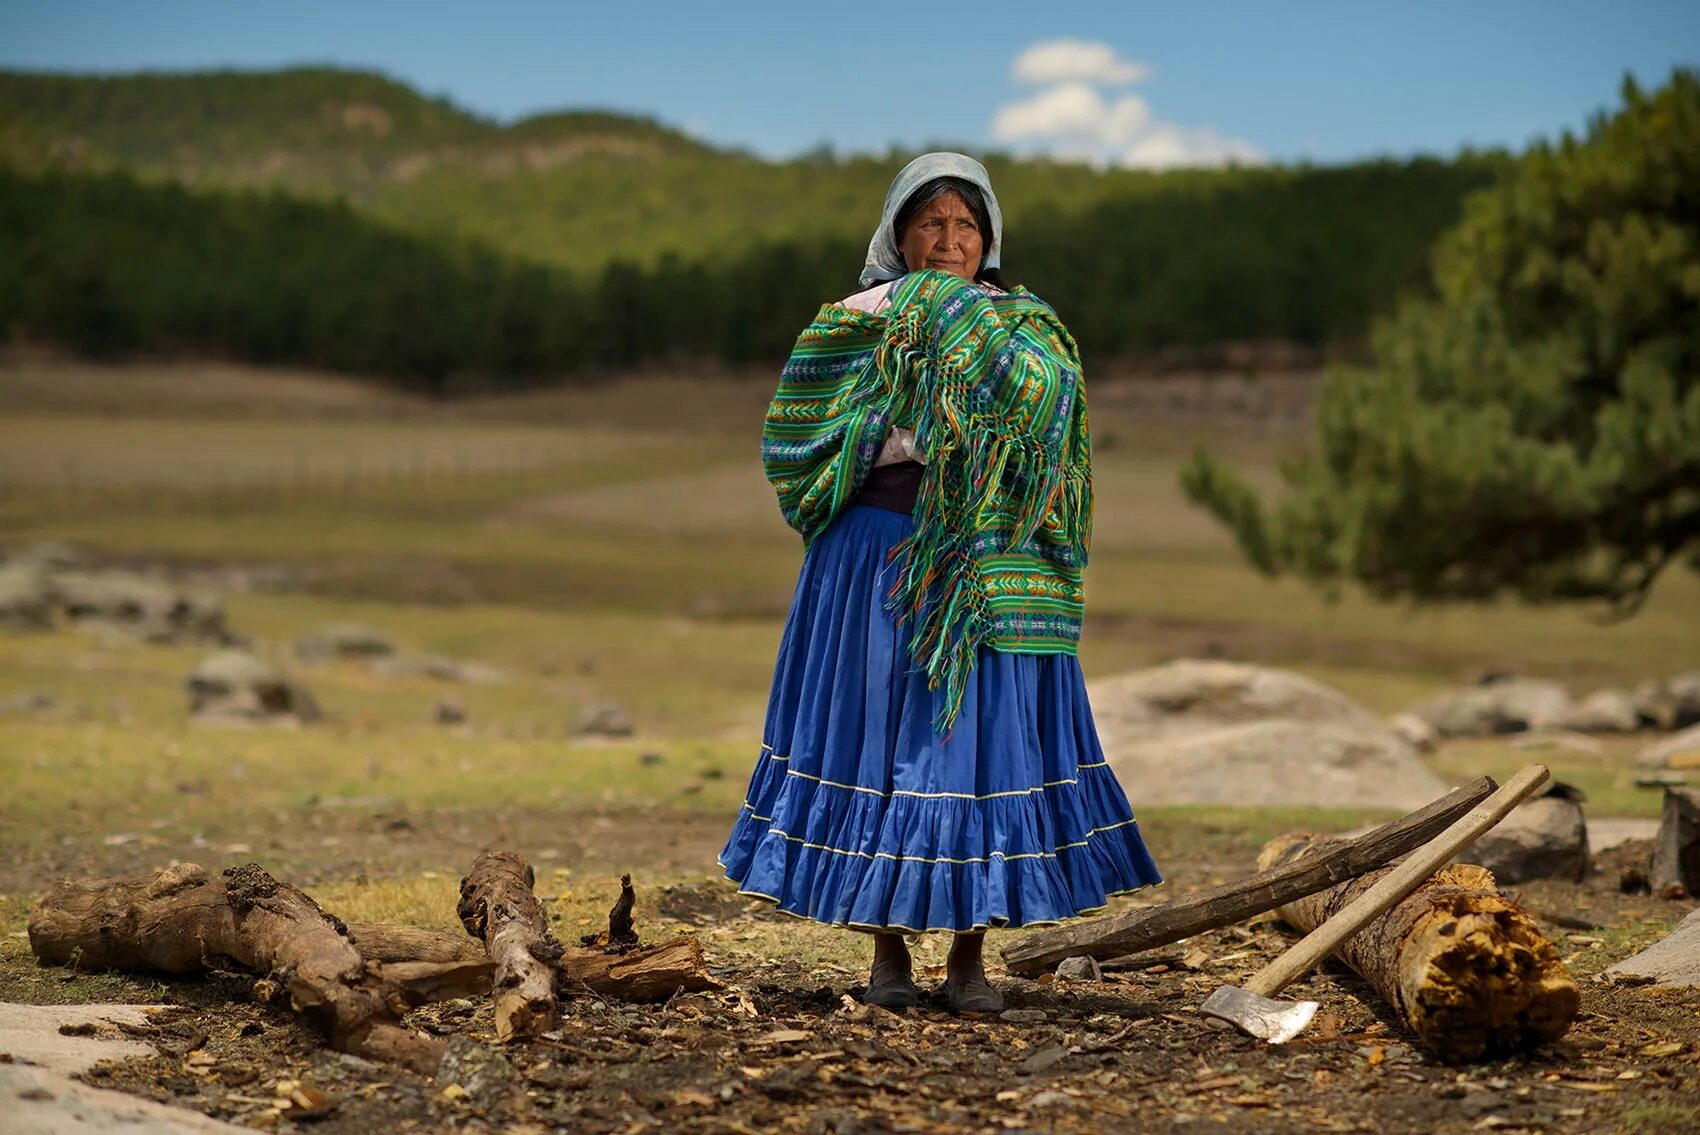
[1182,71,1700,613]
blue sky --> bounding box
[1,1,1695,166]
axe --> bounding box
[1199,763,1551,1043]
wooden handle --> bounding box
[1244,764,1550,998]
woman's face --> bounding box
[897,190,984,282]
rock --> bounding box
[1388,712,1439,752]
[0,691,56,715]
[1409,676,1571,737]
[577,704,634,737]
[1018,1042,1068,1075]
[1,1062,250,1133]
[1650,788,1700,895]
[1089,660,1386,749]
[1637,723,1700,769]
[0,563,55,632]
[295,622,395,662]
[433,698,467,725]
[186,651,321,725]
[1464,782,1590,883]
[1634,673,1700,731]
[1055,955,1102,981]
[53,569,231,646]
[0,1002,163,1075]
[1551,688,1641,733]
[368,654,505,684]
[1606,908,1700,987]
[999,1008,1048,1023]
[1108,719,1446,810]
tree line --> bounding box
[0,156,1499,391]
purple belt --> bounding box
[852,461,923,515]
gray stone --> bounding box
[1054,955,1102,981]
[1637,723,1700,769]
[1089,659,1386,750]
[0,1002,161,1075]
[1650,788,1700,895]
[367,654,505,684]
[1108,719,1446,810]
[1551,688,1641,733]
[1410,677,1572,737]
[0,563,54,632]
[53,570,230,646]
[1634,672,1700,731]
[576,704,634,737]
[1388,711,1439,752]
[186,651,320,724]
[294,622,395,662]
[1605,908,1700,987]
[1,541,84,570]
[1465,783,1589,883]
[433,698,467,725]
[0,1063,251,1133]
[999,1008,1048,1023]
[1018,1042,1068,1075]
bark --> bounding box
[346,922,490,964]
[456,851,561,1042]
[1258,835,1580,1059]
[1001,776,1496,975]
[28,863,444,1075]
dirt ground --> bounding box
[3,813,1697,1135]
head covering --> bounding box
[859,152,1003,288]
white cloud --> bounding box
[1012,39,1150,87]
[993,39,1262,170]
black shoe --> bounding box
[943,977,1004,1014]
[863,968,918,1009]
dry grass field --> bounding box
[2,354,1698,1134]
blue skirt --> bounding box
[720,504,1162,933]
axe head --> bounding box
[1198,985,1319,1044]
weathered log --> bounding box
[456,851,561,1042]
[580,872,640,950]
[346,921,490,964]
[1651,787,1700,896]
[1258,834,1579,1059]
[28,863,444,1074]
[1001,776,1497,975]
[381,959,496,1004]
[558,936,720,1001]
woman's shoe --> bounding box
[943,978,1004,1014]
[863,956,918,1008]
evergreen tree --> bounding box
[1182,71,1700,612]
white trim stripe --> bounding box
[750,746,1114,802]
[748,817,1140,866]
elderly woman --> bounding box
[720,153,1161,1012]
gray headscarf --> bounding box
[858,152,1004,289]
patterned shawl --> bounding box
[763,269,1091,730]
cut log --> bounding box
[1001,775,1497,975]
[456,852,561,1042]
[1258,834,1579,1059]
[28,863,443,1075]
[1650,787,1700,896]
[558,936,720,1001]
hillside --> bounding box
[0,67,1504,274]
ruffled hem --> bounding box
[719,748,1162,932]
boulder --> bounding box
[295,622,396,662]
[1464,782,1590,883]
[368,654,505,684]
[54,569,230,645]
[1650,788,1700,896]
[434,698,467,725]
[1636,723,1700,769]
[577,704,635,738]
[186,651,321,725]
[0,564,54,632]
[1107,719,1447,810]
[1550,688,1641,734]
[1388,711,1439,752]
[1088,659,1385,750]
[1408,676,1571,737]
[1634,673,1700,731]
[1605,907,1700,988]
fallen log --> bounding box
[457,851,562,1042]
[1258,834,1579,1059]
[1002,776,1497,975]
[28,863,444,1075]
[347,921,490,964]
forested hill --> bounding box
[0,67,1505,276]
[0,66,1511,386]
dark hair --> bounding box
[891,176,1007,290]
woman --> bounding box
[720,152,1161,1013]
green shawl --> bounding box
[763,269,1092,729]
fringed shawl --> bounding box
[763,269,1091,730]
